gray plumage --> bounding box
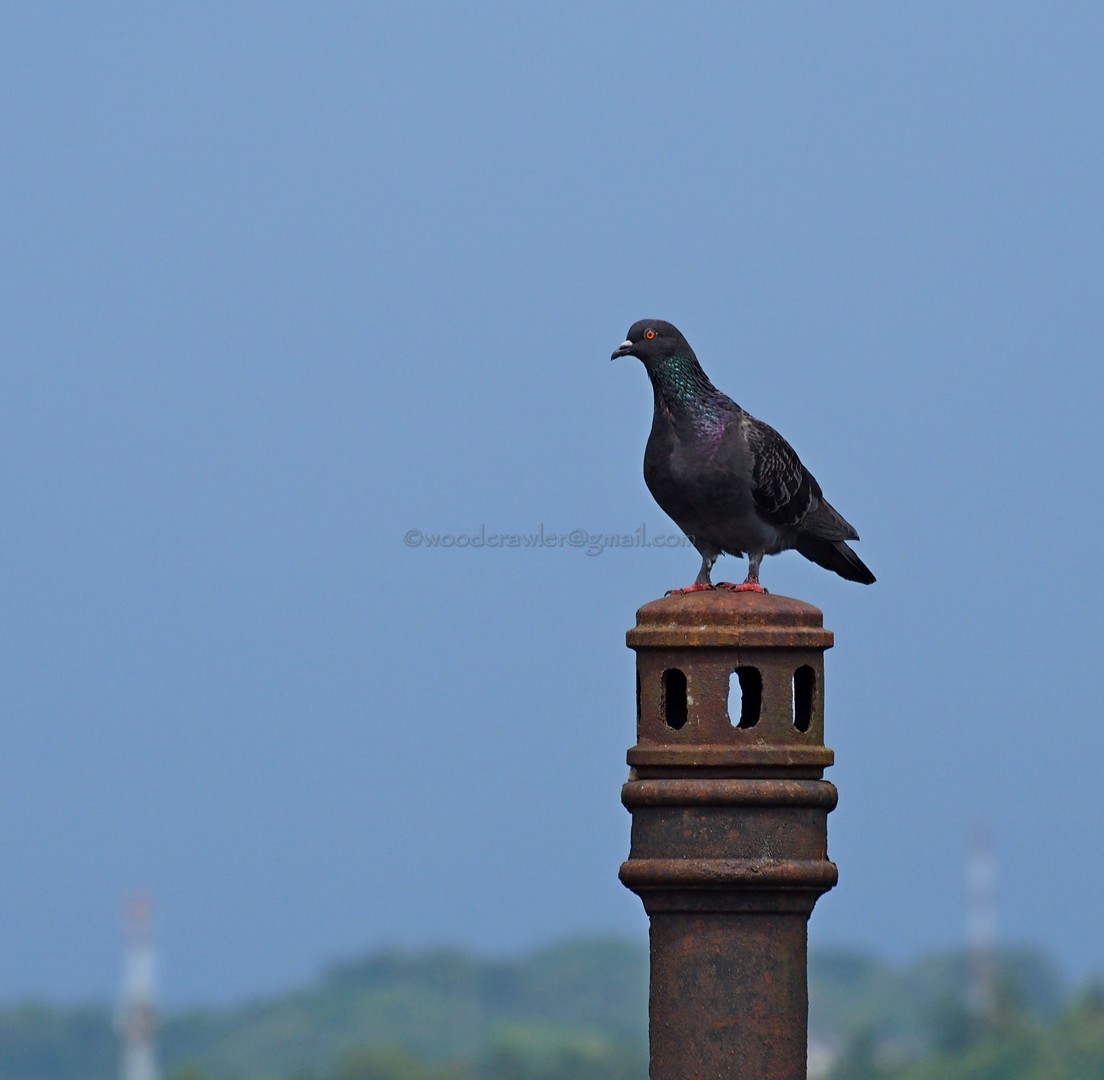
[612,319,875,591]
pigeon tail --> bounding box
[794,535,876,585]
[802,499,860,543]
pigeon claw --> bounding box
[665,583,715,596]
[716,581,769,594]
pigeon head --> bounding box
[611,319,696,367]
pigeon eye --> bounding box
[644,328,657,340]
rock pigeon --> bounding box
[612,319,875,593]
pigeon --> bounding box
[612,319,875,593]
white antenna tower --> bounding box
[967,828,996,1016]
[119,891,159,1080]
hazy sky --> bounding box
[2,4,1102,1006]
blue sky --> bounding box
[2,3,1102,1005]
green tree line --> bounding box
[4,938,1103,1080]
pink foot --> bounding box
[716,580,768,594]
[665,583,715,596]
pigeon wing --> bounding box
[745,416,858,541]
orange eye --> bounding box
[644,328,657,340]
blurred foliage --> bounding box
[166,1067,219,1080]
[0,1002,117,1080]
[6,938,1104,1080]
[883,982,1104,1080]
[809,945,1065,1057]
[477,1024,645,1080]
[331,1044,461,1080]
[825,969,1104,1080]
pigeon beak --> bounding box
[611,340,634,360]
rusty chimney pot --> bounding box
[620,590,839,1079]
